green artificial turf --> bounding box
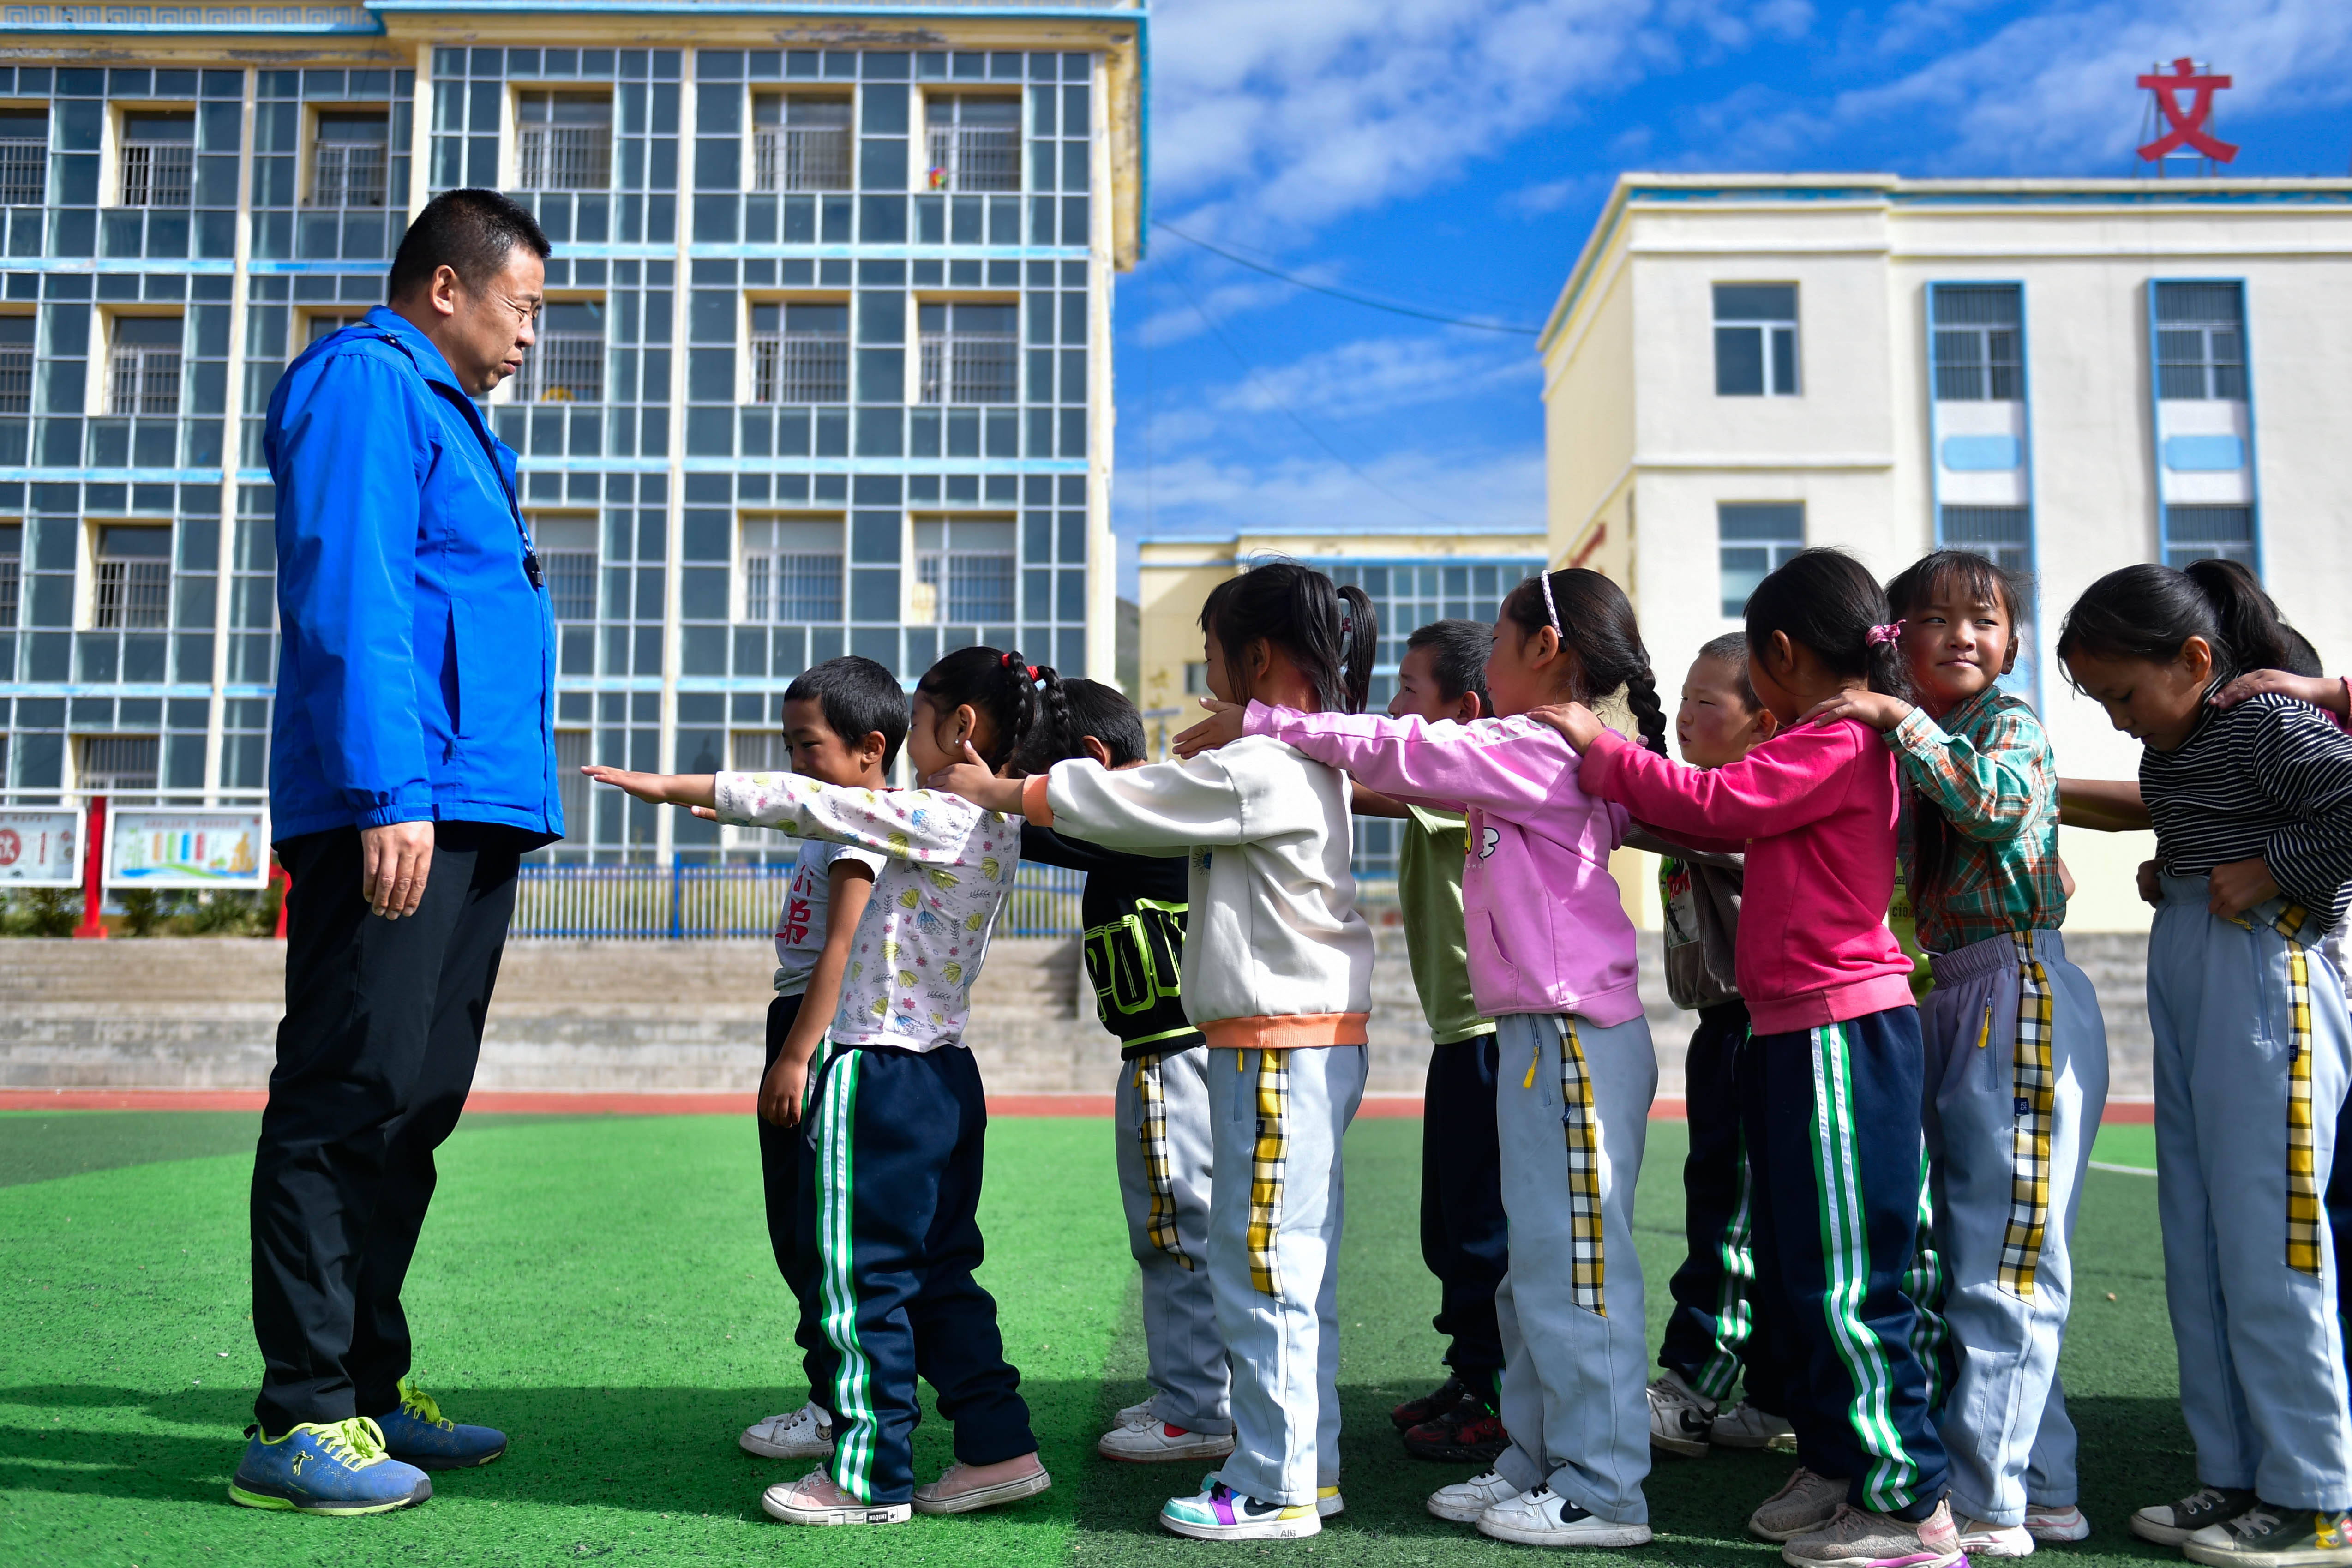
[0,1107,2193,1568]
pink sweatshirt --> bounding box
[1580,719,1912,1034]
[1244,703,1644,1027]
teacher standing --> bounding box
[231,189,559,1517]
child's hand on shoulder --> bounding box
[928,742,1025,815]
[2210,669,2350,718]
[1525,701,1605,752]
[1804,690,1913,733]
[1173,697,1247,759]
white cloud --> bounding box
[1214,333,1536,424]
[1113,440,1548,544]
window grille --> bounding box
[1718,502,1805,617]
[109,318,183,417]
[311,112,390,207]
[741,519,844,623]
[79,734,159,792]
[753,96,851,192]
[528,516,597,622]
[0,314,33,415]
[93,526,173,630]
[0,108,47,205]
[1713,284,1799,397]
[517,92,612,192]
[307,312,365,345]
[556,730,589,837]
[2162,505,2256,569]
[1938,506,2032,576]
[924,95,1020,192]
[1932,285,2023,402]
[0,523,19,629]
[751,303,848,403]
[912,518,1017,625]
[732,731,792,772]
[119,111,195,207]
[516,301,603,403]
[2155,282,2245,401]
[1324,559,1543,671]
[918,303,1018,406]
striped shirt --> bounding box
[2141,691,2352,932]
[1885,685,2065,954]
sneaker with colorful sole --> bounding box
[1159,1481,1321,1541]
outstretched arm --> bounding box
[2056,778,2150,832]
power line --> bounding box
[1153,221,1542,336]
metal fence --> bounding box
[510,859,1085,940]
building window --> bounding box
[1183,662,1209,697]
[119,111,196,208]
[0,314,31,415]
[751,303,848,403]
[2155,282,2245,401]
[555,729,589,836]
[2162,505,2255,569]
[109,318,184,417]
[1938,505,2031,576]
[311,111,390,208]
[0,108,47,206]
[306,312,366,345]
[753,95,851,192]
[533,516,598,622]
[78,733,159,792]
[918,303,1018,406]
[1932,285,2022,401]
[1718,502,1804,617]
[93,524,173,630]
[1713,284,1799,397]
[913,518,1016,625]
[732,730,791,772]
[0,522,18,629]
[516,301,603,403]
[925,94,1020,192]
[741,518,844,623]
[1325,559,1545,672]
[516,91,612,192]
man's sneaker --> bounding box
[1429,1469,1522,1524]
[1159,1481,1321,1540]
[741,1402,834,1460]
[1715,1400,1800,1453]
[1751,1468,1851,1542]
[2135,1487,2261,1546]
[1402,1392,1508,1463]
[228,1418,432,1515]
[1956,1514,2037,1556]
[2184,1505,2352,1568]
[1477,1486,1654,1548]
[1097,1402,1236,1463]
[1782,1500,1963,1568]
[371,1377,507,1471]
[1317,1484,1344,1518]
[1649,1371,1717,1459]
[760,1470,912,1526]
[2025,1503,2092,1542]
[1391,1375,1475,1430]
[911,1460,1052,1515]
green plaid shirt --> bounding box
[1886,684,2067,955]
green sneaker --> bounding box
[2184,1506,2352,1568]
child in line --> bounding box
[1534,547,1959,1568]
[1181,566,1667,1549]
[738,656,905,1467]
[1009,681,1230,1467]
[1641,633,1795,1461]
[939,561,1375,1542]
[1357,619,1509,1467]
[584,646,1060,1528]
[2057,562,2352,1568]
[1809,551,2107,1556]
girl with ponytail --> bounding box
[933,558,1377,1543]
[1534,547,1960,1563]
[1172,564,1667,1547]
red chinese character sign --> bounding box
[2137,58,2238,169]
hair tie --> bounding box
[1026,664,1040,682]
[1538,570,1562,635]
[1340,617,1353,637]
[1000,650,1016,669]
[1867,620,1906,647]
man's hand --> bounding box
[2208,855,2279,918]
[758,1052,809,1128]
[1172,698,1247,760]
[1525,701,1606,753]
[360,820,435,920]
[928,742,1023,814]
[2210,669,2349,718]
[1804,690,1914,733]
[2136,859,2161,908]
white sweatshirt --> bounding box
[1020,734,1374,1051]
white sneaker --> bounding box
[1429,1470,1523,1524]
[1957,1514,2038,1556]
[2025,1503,2092,1542]
[1477,1486,1653,1548]
[1713,1400,1800,1453]
[1648,1370,1716,1459]
[1095,1402,1236,1462]
[760,1469,910,1526]
[740,1403,833,1460]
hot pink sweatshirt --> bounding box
[1243,703,1645,1027]
[1580,719,1913,1034]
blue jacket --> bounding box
[267,305,561,845]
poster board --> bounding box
[0,808,83,888]
[105,808,270,889]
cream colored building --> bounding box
[1541,173,2352,930]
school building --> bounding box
[0,0,1145,865]
[1540,173,2352,930]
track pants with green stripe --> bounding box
[798,1043,1037,1505]
[1740,1005,1949,1519]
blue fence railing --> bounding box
[510,860,1086,940]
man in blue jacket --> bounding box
[233,189,559,1516]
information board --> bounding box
[106,809,270,889]
[0,808,82,887]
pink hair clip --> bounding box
[1866,620,1906,647]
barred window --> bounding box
[93,524,172,631]
[918,302,1018,406]
[119,110,195,208]
[2155,282,2245,401]
[0,314,32,415]
[78,733,159,792]
[1932,285,2023,402]
[532,516,598,622]
[306,312,366,345]
[109,316,183,417]
[732,730,792,772]
[0,108,47,206]
[751,302,848,404]
[913,518,1016,625]
[753,95,851,192]
[2163,505,2256,569]
[517,91,612,192]
[516,301,603,403]
[312,111,390,208]
[556,729,589,838]
[1938,506,2032,576]
[741,518,844,624]
[924,94,1020,192]
[0,522,19,629]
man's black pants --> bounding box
[250,823,521,1436]
[760,992,828,1416]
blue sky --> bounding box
[1111,0,2352,596]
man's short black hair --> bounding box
[388,189,552,302]
[1404,619,1493,714]
[1013,677,1146,772]
[782,655,908,771]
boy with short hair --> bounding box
[1637,633,1794,1458]
[738,655,907,1464]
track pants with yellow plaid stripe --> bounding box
[1204,1043,1365,1508]
[1921,930,2108,1528]
[2151,876,2352,1509]
[1112,1045,1230,1435]
[1491,1011,1659,1525]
